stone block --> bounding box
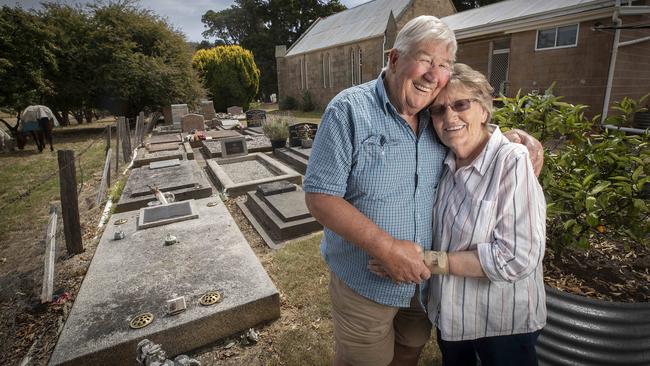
[201,135,271,158]
[200,100,216,120]
[256,181,296,196]
[180,113,205,133]
[149,159,181,169]
[227,106,243,115]
[147,142,180,153]
[220,137,248,158]
[171,104,189,127]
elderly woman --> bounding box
[424,63,547,366]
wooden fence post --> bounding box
[115,119,120,175]
[134,114,142,147]
[96,148,112,205]
[120,117,130,163]
[57,150,83,254]
[41,203,58,303]
[105,125,111,156]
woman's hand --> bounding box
[503,128,544,176]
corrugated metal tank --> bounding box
[537,285,650,366]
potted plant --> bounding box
[262,117,289,150]
[493,90,650,365]
[301,124,313,148]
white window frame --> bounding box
[327,53,332,88]
[322,54,326,88]
[535,23,580,51]
[300,58,305,90]
[350,49,356,85]
[357,48,363,84]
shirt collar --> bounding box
[375,71,392,115]
[444,124,503,176]
[375,71,432,134]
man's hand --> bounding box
[503,128,544,176]
[371,239,431,283]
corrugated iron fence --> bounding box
[537,286,650,366]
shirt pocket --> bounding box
[351,134,403,200]
[446,194,497,251]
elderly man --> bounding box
[304,16,540,366]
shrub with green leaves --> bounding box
[301,90,316,112]
[494,88,650,252]
[192,45,260,111]
[604,93,649,128]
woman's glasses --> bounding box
[429,99,476,116]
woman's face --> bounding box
[430,85,488,160]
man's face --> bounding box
[387,41,453,117]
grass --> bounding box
[268,234,442,365]
[0,132,107,238]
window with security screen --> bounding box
[536,24,579,50]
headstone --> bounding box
[245,109,267,128]
[220,137,248,158]
[163,106,172,126]
[201,101,216,120]
[256,180,296,196]
[149,158,181,170]
[180,113,205,133]
[171,104,189,127]
[289,123,318,147]
[227,106,243,115]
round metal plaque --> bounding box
[114,218,128,225]
[129,313,154,329]
[206,201,219,207]
[199,291,222,306]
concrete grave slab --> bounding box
[274,146,312,174]
[147,142,180,152]
[147,134,181,145]
[137,200,198,230]
[244,126,264,135]
[205,130,241,140]
[180,113,205,133]
[238,185,321,249]
[115,159,212,213]
[48,197,280,366]
[171,104,189,127]
[133,145,187,168]
[202,135,271,158]
[149,159,181,169]
[206,153,301,196]
[153,125,181,135]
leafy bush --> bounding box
[262,117,289,141]
[279,95,298,110]
[192,45,260,111]
[604,93,649,127]
[494,88,650,252]
[301,91,316,112]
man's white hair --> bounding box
[390,15,457,67]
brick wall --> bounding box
[278,37,385,110]
[396,0,456,29]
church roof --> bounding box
[441,0,615,39]
[285,0,412,57]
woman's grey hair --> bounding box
[391,15,457,63]
[448,63,494,123]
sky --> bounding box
[1,0,371,42]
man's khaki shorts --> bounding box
[329,273,432,366]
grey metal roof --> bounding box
[285,0,411,57]
[441,0,614,34]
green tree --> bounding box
[89,1,203,120]
[192,45,260,111]
[201,0,345,100]
[0,6,57,114]
[40,3,95,125]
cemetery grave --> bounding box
[171,104,189,127]
[114,159,212,213]
[48,196,280,366]
[237,181,322,249]
[202,135,272,158]
[206,153,301,196]
[180,113,205,133]
[132,141,192,168]
[200,100,216,120]
[274,146,311,174]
